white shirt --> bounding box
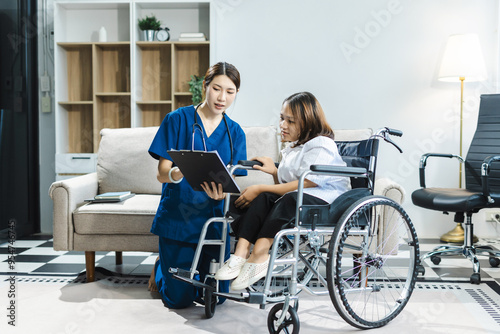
[277,136,351,203]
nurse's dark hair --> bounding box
[282,92,335,147]
[203,62,241,90]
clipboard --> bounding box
[168,150,241,194]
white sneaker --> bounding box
[214,255,247,280]
[231,257,269,290]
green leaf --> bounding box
[188,75,205,105]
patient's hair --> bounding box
[203,62,241,90]
[283,92,335,146]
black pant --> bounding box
[231,191,327,244]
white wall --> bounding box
[213,0,500,238]
[39,0,500,238]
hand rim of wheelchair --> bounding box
[327,195,420,329]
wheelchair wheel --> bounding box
[249,235,324,302]
[327,196,419,329]
[267,303,300,334]
[204,278,217,319]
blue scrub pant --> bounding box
[155,236,230,309]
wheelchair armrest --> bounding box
[419,153,464,188]
[310,165,368,178]
[481,155,500,203]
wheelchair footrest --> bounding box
[171,274,215,291]
[214,291,266,304]
[213,292,248,303]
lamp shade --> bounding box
[438,34,487,82]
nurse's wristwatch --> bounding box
[168,167,183,184]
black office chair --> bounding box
[412,93,500,284]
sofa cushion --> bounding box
[73,194,160,235]
[237,126,279,189]
[243,126,280,161]
[97,127,161,195]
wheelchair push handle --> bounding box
[238,160,264,167]
[238,160,280,170]
[385,127,403,137]
[375,127,403,153]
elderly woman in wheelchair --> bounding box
[172,91,420,333]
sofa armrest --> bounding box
[49,172,99,251]
[373,177,406,255]
[374,177,405,205]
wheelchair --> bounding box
[170,127,420,332]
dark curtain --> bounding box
[0,0,39,239]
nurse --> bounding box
[148,62,247,308]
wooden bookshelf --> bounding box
[54,1,211,162]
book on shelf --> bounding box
[178,37,207,42]
[85,191,135,203]
[179,32,205,38]
[178,32,207,41]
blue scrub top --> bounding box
[148,105,247,243]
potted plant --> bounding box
[138,15,161,41]
[189,75,205,105]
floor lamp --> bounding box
[438,33,487,243]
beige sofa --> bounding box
[49,126,405,282]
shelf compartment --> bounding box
[135,3,209,42]
[55,3,130,43]
[94,43,130,94]
[95,95,131,128]
[63,104,94,153]
[59,43,93,102]
[95,92,131,97]
[174,43,209,93]
[95,95,131,150]
[59,101,93,105]
[138,43,172,101]
[174,94,194,110]
[138,103,172,127]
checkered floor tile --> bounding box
[0,236,158,277]
[1,235,500,283]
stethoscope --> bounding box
[192,103,234,165]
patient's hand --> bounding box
[251,156,277,176]
[234,185,261,209]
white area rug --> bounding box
[1,275,500,333]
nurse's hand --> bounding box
[234,185,261,209]
[201,182,225,201]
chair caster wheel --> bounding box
[416,264,425,276]
[204,278,217,319]
[489,257,500,268]
[470,273,481,285]
[267,303,300,334]
[431,255,441,265]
